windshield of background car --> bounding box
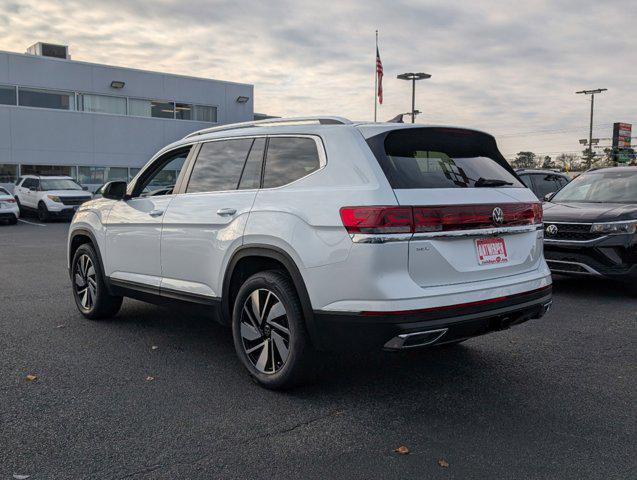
[551,170,637,204]
[367,127,523,189]
[40,179,83,191]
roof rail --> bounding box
[183,116,352,139]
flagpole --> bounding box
[374,30,378,122]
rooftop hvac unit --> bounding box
[26,42,70,59]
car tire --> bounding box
[37,201,50,222]
[71,243,123,320]
[8,216,18,225]
[232,270,316,390]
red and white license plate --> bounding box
[475,237,508,265]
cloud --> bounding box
[0,0,634,157]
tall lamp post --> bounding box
[397,72,431,123]
[576,88,607,164]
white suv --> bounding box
[15,175,92,221]
[67,117,552,389]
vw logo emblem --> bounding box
[492,207,504,225]
[546,224,558,236]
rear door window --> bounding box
[263,137,321,188]
[187,139,253,193]
[367,128,523,189]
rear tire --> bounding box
[8,216,18,225]
[232,270,316,390]
[71,244,123,319]
[37,202,50,222]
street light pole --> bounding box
[576,88,607,164]
[397,72,431,123]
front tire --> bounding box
[71,244,123,319]
[37,202,50,222]
[232,270,315,390]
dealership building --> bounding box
[0,43,254,190]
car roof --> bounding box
[155,117,495,159]
[516,169,568,175]
[22,175,73,179]
[586,166,637,173]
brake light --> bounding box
[339,206,413,234]
[4,198,15,203]
[341,203,542,234]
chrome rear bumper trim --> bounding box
[383,328,448,350]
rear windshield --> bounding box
[367,128,523,189]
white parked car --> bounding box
[67,117,552,389]
[0,186,19,224]
[14,175,92,221]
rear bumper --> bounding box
[0,209,19,220]
[312,286,552,351]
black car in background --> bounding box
[516,169,570,199]
[542,167,637,291]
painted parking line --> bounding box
[18,218,46,227]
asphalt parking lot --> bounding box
[1,219,635,480]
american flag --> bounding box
[376,46,384,104]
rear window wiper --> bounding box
[474,177,513,187]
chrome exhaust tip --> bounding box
[383,328,448,350]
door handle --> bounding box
[217,208,237,216]
[148,209,165,217]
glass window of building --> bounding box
[78,94,126,115]
[78,166,105,185]
[152,100,174,118]
[175,103,192,120]
[20,165,77,178]
[0,85,16,106]
[0,164,18,183]
[129,98,174,119]
[129,168,141,180]
[106,167,128,182]
[128,98,151,117]
[193,105,216,122]
[18,88,75,110]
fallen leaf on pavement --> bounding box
[151,346,158,350]
[394,446,410,455]
[56,324,66,329]
[13,474,30,479]
[438,458,449,468]
[145,376,155,382]
[25,374,37,381]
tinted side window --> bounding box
[21,178,33,188]
[519,174,533,188]
[187,139,253,193]
[263,137,321,188]
[532,174,559,198]
[238,138,265,190]
[556,176,569,188]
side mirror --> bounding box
[102,181,128,200]
[82,186,89,191]
[543,192,555,202]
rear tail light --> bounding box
[341,203,542,234]
[5,198,16,203]
[340,206,413,234]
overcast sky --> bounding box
[1,0,635,158]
